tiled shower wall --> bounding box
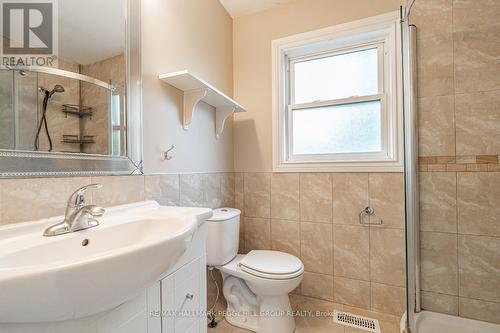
[411,0,500,324]
[0,173,235,225]
[81,54,125,155]
[234,172,406,316]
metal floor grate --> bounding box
[333,310,381,333]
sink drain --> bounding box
[82,239,89,246]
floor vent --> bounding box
[333,310,381,333]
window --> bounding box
[110,94,125,156]
[272,12,402,172]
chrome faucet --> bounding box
[43,184,105,237]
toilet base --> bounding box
[225,311,259,332]
[224,295,296,333]
[222,275,296,333]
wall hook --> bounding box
[161,145,175,161]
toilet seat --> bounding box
[238,250,304,280]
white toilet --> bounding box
[206,208,304,333]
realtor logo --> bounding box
[1,0,58,67]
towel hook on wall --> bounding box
[161,145,175,161]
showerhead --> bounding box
[38,84,65,97]
[49,84,65,97]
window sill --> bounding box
[273,161,403,173]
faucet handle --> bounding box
[68,184,103,207]
[85,205,105,217]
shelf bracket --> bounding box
[215,106,236,139]
[183,88,208,130]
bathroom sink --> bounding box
[0,201,212,323]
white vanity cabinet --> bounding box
[160,232,207,333]
[91,220,210,333]
[0,225,208,333]
[160,257,206,333]
[111,212,208,333]
[96,220,207,333]
[0,204,209,333]
[150,223,208,333]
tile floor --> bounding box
[208,294,402,333]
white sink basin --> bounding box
[0,201,212,323]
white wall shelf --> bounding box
[159,70,246,138]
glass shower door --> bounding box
[0,69,14,149]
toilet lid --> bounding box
[239,250,304,280]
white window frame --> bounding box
[272,11,403,173]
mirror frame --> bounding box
[0,0,143,178]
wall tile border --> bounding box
[419,155,500,172]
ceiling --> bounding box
[219,0,297,18]
[58,0,125,65]
[58,0,295,64]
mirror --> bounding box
[0,0,142,176]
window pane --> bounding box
[292,101,381,155]
[111,95,121,126]
[293,48,378,104]
[111,130,121,156]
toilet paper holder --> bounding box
[359,206,383,226]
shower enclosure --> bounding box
[402,0,500,332]
[0,67,120,155]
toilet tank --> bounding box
[205,208,241,267]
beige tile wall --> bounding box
[0,172,235,328]
[412,0,500,158]
[235,172,406,316]
[0,173,235,225]
[411,0,500,324]
[0,171,406,318]
[81,54,125,155]
[37,59,82,153]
